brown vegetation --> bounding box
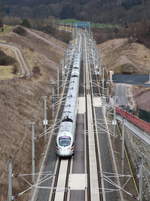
[133,86,150,112]
[13,26,27,36]
[0,50,16,65]
[12,64,18,74]
[0,27,66,201]
[0,0,150,24]
[32,66,41,77]
[98,38,150,74]
[94,20,150,49]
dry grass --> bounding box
[0,65,15,80]
[0,25,13,36]
[98,38,150,74]
[133,86,150,111]
[98,38,150,112]
[0,26,66,201]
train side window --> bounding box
[72,75,78,77]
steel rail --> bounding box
[102,108,124,201]
[49,34,82,201]
[52,160,70,201]
[83,53,88,201]
[90,62,107,201]
[31,41,75,201]
[84,33,100,201]
[89,34,124,201]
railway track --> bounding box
[50,31,101,201]
[84,33,126,201]
[84,33,101,201]
[31,30,140,201]
[30,39,76,201]
[46,32,89,201]
[89,33,139,201]
[41,33,84,201]
[40,31,119,201]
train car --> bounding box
[56,50,81,157]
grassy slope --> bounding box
[0,26,66,200]
[0,65,14,79]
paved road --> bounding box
[0,42,30,77]
[114,84,129,106]
[114,83,136,110]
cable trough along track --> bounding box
[49,159,71,201]
[84,34,101,201]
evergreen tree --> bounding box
[21,18,31,28]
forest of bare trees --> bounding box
[0,0,148,23]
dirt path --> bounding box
[25,28,65,53]
[0,42,30,77]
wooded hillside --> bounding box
[0,0,149,23]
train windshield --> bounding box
[59,137,71,147]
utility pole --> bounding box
[64,50,66,68]
[147,73,150,84]
[72,25,75,40]
[49,82,56,121]
[88,22,91,35]
[8,160,13,201]
[112,105,116,136]
[51,84,55,120]
[121,119,125,175]
[75,23,77,38]
[42,96,48,138]
[139,158,143,201]
[57,67,60,99]
[31,122,36,184]
[102,65,105,97]
[60,60,63,88]
[61,59,65,78]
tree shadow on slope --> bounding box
[0,50,16,65]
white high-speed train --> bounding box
[56,39,82,157]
